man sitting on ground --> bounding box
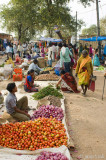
[5,83,30,122]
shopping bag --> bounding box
[88,80,95,92]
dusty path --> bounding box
[65,71,106,160]
[0,56,106,159]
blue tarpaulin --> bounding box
[80,36,106,41]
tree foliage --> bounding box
[79,0,94,6]
[0,0,92,42]
[82,17,106,36]
[0,0,41,41]
[100,16,106,35]
[82,25,97,36]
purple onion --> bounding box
[36,151,69,160]
[31,105,64,121]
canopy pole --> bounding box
[96,0,101,58]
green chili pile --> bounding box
[32,85,63,100]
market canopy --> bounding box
[40,37,62,42]
[80,36,106,41]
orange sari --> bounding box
[78,55,92,86]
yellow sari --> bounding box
[76,55,93,86]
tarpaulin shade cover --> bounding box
[80,36,106,41]
[40,37,62,42]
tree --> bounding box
[79,0,94,6]
[100,16,106,35]
[82,25,97,36]
[36,0,84,38]
[0,0,91,41]
[82,17,106,36]
[0,0,40,42]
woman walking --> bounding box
[76,50,93,95]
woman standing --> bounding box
[24,69,38,92]
[76,50,93,95]
[93,49,100,66]
[89,45,93,58]
[56,70,80,93]
[60,43,72,73]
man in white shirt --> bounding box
[52,43,56,62]
[22,42,27,56]
[6,44,12,59]
[17,44,23,57]
[13,44,17,55]
[48,43,53,67]
[28,59,42,75]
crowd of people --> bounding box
[4,41,104,97]
[1,40,105,122]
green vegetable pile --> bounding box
[32,85,63,100]
[0,64,4,67]
[96,66,105,71]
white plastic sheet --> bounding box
[0,81,73,160]
[0,146,72,160]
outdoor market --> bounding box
[0,0,106,160]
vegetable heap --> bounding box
[36,151,69,160]
[96,66,105,71]
[35,74,59,81]
[0,63,4,67]
[43,67,53,71]
[0,118,67,150]
[31,105,64,121]
[32,85,63,100]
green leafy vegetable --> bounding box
[32,85,63,100]
[0,64,4,67]
[96,66,105,71]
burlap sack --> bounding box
[1,111,16,123]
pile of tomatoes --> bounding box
[0,118,68,151]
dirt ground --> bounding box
[65,71,106,160]
[0,56,106,160]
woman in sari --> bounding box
[24,69,38,92]
[56,70,80,93]
[76,50,93,95]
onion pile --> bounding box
[31,105,64,121]
[36,151,69,160]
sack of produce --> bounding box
[0,93,4,104]
[0,68,4,76]
[1,111,16,122]
[37,96,61,108]
[5,57,14,67]
[38,57,46,68]
[3,65,13,79]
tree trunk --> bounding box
[18,24,22,42]
[48,29,53,38]
[56,31,64,40]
